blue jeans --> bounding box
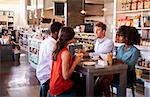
[40,79,50,97]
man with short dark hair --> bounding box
[83,22,114,57]
[83,22,114,97]
[36,22,63,97]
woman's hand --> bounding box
[78,49,89,57]
[74,53,83,65]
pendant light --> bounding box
[80,0,86,15]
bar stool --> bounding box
[111,70,136,97]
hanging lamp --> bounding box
[80,0,86,15]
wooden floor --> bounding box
[0,53,39,97]
[0,53,145,97]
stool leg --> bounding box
[131,86,135,97]
[111,85,114,97]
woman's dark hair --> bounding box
[53,27,75,61]
[118,25,140,45]
[117,25,129,36]
[126,27,140,45]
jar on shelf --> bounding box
[125,2,131,10]
[144,0,149,9]
[121,3,126,11]
[131,1,137,10]
[133,15,141,27]
[149,0,150,8]
[137,0,144,10]
[121,0,127,4]
[127,0,132,3]
[132,0,138,2]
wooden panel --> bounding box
[85,4,104,16]
[67,0,84,27]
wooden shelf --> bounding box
[136,65,150,71]
[136,27,150,30]
[116,27,150,30]
[117,9,150,14]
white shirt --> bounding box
[89,37,114,59]
[36,36,57,84]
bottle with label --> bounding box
[107,52,113,66]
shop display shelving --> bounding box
[28,38,43,69]
[115,0,150,45]
[117,8,150,14]
[0,11,14,30]
[114,0,150,95]
[75,32,95,51]
[19,31,34,52]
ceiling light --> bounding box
[80,0,86,15]
[80,10,86,15]
[102,8,107,11]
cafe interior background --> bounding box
[0,0,150,97]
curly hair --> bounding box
[117,25,140,45]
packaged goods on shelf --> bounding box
[136,78,144,95]
[125,3,131,10]
[131,2,137,10]
[133,15,141,27]
[126,0,132,3]
[117,15,142,28]
[132,0,138,2]
[74,33,95,51]
[121,3,126,11]
[137,0,144,10]
[143,15,150,27]
[144,0,149,9]
[28,38,43,69]
[121,0,126,3]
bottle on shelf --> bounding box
[137,0,144,10]
[144,0,149,9]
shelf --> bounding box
[115,43,150,51]
[29,38,43,43]
[135,45,150,52]
[136,27,150,30]
[75,36,95,40]
[29,45,39,50]
[137,77,149,84]
[117,9,150,14]
[29,52,38,57]
[29,61,37,69]
[136,65,150,71]
[20,46,28,52]
[116,27,150,30]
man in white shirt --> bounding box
[83,22,114,97]
[83,22,114,59]
[36,22,62,97]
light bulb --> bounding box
[80,10,86,14]
[102,8,107,12]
